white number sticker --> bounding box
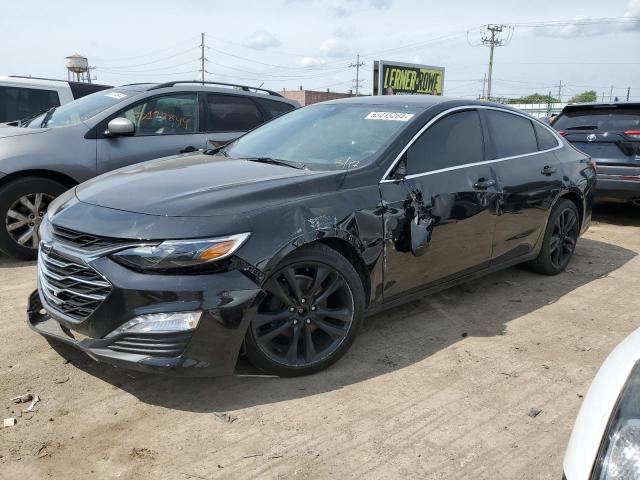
[105,92,128,100]
[365,112,415,122]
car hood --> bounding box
[0,124,50,139]
[76,153,345,217]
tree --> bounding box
[568,90,597,103]
[507,93,559,104]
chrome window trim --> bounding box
[380,104,564,183]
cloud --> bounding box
[534,0,640,37]
[369,0,392,9]
[241,30,282,50]
[333,5,352,17]
[333,26,360,38]
[300,57,327,67]
[318,38,350,57]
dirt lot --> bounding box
[1,204,639,480]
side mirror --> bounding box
[106,117,135,137]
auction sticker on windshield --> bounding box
[365,112,415,121]
[105,92,128,100]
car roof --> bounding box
[0,75,112,88]
[117,82,298,106]
[321,95,526,113]
[561,101,640,111]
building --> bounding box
[280,87,355,106]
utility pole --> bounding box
[609,85,614,102]
[481,25,511,101]
[557,80,563,102]
[200,33,205,84]
[627,87,631,102]
[481,73,487,99]
[349,54,365,96]
[601,91,605,102]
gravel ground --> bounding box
[1,203,639,480]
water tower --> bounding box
[66,53,90,83]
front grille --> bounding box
[38,249,112,321]
[51,224,131,251]
[107,332,192,357]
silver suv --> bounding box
[0,81,298,259]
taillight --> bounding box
[557,130,567,137]
[624,130,640,139]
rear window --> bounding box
[254,98,295,119]
[485,110,538,158]
[206,94,264,132]
[553,107,640,132]
[533,122,559,151]
[0,86,60,123]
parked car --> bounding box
[563,327,640,479]
[27,96,595,377]
[0,75,111,124]
[0,80,298,259]
[553,102,640,205]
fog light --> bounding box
[106,311,202,338]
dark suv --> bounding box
[553,102,640,204]
[0,81,298,259]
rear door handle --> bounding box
[180,146,197,153]
[541,165,557,175]
[473,178,495,190]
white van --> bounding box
[0,76,111,123]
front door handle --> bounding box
[541,165,557,176]
[180,146,197,153]
[473,178,495,190]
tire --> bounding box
[245,243,365,377]
[0,177,67,260]
[525,198,580,275]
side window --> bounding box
[206,94,263,132]
[406,110,483,175]
[533,122,559,151]
[0,86,60,123]
[485,110,538,158]
[254,98,295,119]
[120,93,198,136]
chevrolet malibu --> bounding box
[28,96,596,377]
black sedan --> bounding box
[28,96,596,377]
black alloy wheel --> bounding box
[526,198,580,275]
[245,243,364,376]
[549,207,579,270]
[0,177,67,260]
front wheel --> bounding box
[0,177,67,260]
[245,243,365,377]
[526,198,580,275]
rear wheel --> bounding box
[245,243,365,377]
[526,198,580,275]
[0,177,67,260]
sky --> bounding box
[1,0,639,101]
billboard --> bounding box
[373,60,445,96]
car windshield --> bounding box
[554,107,640,132]
[220,103,422,170]
[23,89,134,129]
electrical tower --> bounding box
[480,24,512,100]
[199,33,207,84]
[349,54,365,96]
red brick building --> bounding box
[280,88,355,106]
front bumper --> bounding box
[28,249,263,376]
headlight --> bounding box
[593,361,640,479]
[111,233,250,272]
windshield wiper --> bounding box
[15,108,49,127]
[239,157,306,170]
[39,106,57,128]
[565,125,598,131]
